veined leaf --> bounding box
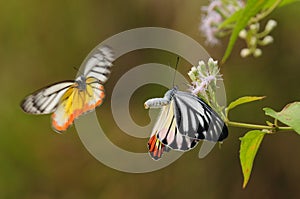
[240,130,266,188]
[264,102,300,134]
[226,96,265,116]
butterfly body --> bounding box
[21,46,114,133]
[75,75,87,91]
[144,88,175,109]
[145,87,228,160]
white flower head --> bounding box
[189,81,207,96]
[239,19,277,58]
[200,0,245,45]
[200,11,222,45]
[188,58,222,96]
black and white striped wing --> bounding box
[148,101,199,160]
[21,81,74,114]
[173,91,228,142]
[83,46,114,83]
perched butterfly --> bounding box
[21,46,114,132]
[144,87,228,160]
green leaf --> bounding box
[222,0,270,63]
[279,0,300,7]
[218,9,243,29]
[262,0,282,9]
[240,130,266,188]
[226,96,265,116]
[264,102,300,134]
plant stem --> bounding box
[226,120,293,131]
[250,0,281,23]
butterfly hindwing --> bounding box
[51,77,105,132]
[85,77,106,107]
[148,100,199,160]
[148,135,170,160]
[173,91,228,142]
[146,88,229,160]
[148,105,171,160]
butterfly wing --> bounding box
[148,105,172,160]
[52,46,114,132]
[21,46,114,132]
[173,91,228,142]
[148,100,199,160]
[84,46,114,83]
[52,77,105,132]
[21,81,74,114]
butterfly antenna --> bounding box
[73,66,84,76]
[73,66,79,72]
[172,56,180,87]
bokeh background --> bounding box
[1,0,300,198]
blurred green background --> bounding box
[1,0,300,198]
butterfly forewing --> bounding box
[83,46,114,83]
[146,88,228,160]
[173,91,228,142]
[21,81,74,114]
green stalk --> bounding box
[250,0,282,24]
[226,120,292,131]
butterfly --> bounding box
[21,46,114,133]
[144,87,228,160]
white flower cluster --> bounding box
[239,19,277,57]
[200,0,245,45]
[188,58,222,97]
[200,0,278,58]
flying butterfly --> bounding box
[144,87,228,160]
[21,46,114,132]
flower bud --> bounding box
[240,48,251,57]
[239,29,247,39]
[261,35,274,45]
[208,58,218,67]
[265,19,277,32]
[198,60,206,68]
[188,71,197,82]
[250,23,260,31]
[191,66,197,73]
[254,48,262,57]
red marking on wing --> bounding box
[148,135,166,160]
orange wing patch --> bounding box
[52,79,105,132]
[148,135,169,160]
